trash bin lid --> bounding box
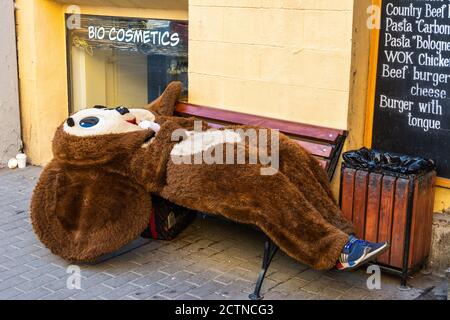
[343,147,435,175]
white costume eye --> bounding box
[64,107,155,137]
[79,117,100,128]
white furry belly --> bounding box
[170,130,242,156]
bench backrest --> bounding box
[175,102,347,180]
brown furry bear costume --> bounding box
[31,82,354,270]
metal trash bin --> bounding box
[340,148,436,288]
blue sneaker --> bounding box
[336,235,389,271]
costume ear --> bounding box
[146,81,182,116]
[30,161,152,262]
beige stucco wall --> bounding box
[16,0,69,165]
[188,0,354,129]
[0,0,22,166]
[329,0,372,194]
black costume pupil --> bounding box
[80,117,99,128]
[115,106,130,115]
[66,117,75,127]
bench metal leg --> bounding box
[249,237,278,300]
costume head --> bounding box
[30,82,182,262]
[63,106,155,137]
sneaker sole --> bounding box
[337,242,390,272]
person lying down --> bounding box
[30,82,389,271]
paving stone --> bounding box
[131,260,168,275]
[192,258,233,274]
[159,281,198,299]
[220,279,255,295]
[0,256,26,269]
[43,278,69,292]
[0,264,34,281]
[339,286,370,300]
[148,294,170,300]
[80,273,114,290]
[0,287,23,299]
[188,280,226,298]
[280,290,316,300]
[296,268,326,282]
[132,242,166,257]
[102,272,142,288]
[42,265,70,280]
[158,240,191,252]
[260,277,279,292]
[157,261,194,275]
[103,262,141,276]
[133,271,169,287]
[29,247,52,258]
[99,284,140,300]
[15,275,57,291]
[4,244,41,258]
[42,289,79,300]
[267,271,293,283]
[175,293,201,300]
[324,269,369,288]
[15,287,53,300]
[71,284,113,300]
[158,271,195,287]
[180,262,207,274]
[262,290,289,300]
[302,277,345,295]
[315,287,344,300]
[0,276,28,291]
[212,273,236,285]
[187,269,223,286]
[11,239,39,249]
[20,264,61,280]
[129,283,169,300]
[271,278,308,295]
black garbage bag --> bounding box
[343,147,435,175]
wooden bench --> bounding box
[174,102,348,299]
[175,102,347,179]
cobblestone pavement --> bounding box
[0,166,446,300]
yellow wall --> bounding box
[16,0,69,164]
[434,188,450,213]
[188,0,354,129]
[328,0,372,195]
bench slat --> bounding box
[174,102,345,178]
[176,103,343,143]
[202,122,334,158]
[319,159,329,169]
[293,140,334,158]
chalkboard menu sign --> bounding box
[371,0,450,179]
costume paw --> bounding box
[139,120,161,133]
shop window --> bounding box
[66,14,188,113]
